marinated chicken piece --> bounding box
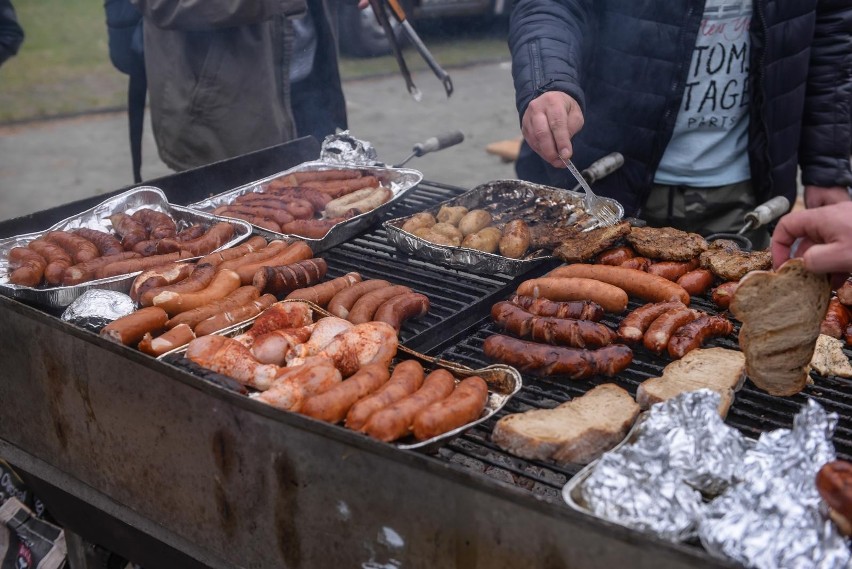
[250,324,315,366]
[291,321,399,376]
[254,358,342,412]
[810,334,852,379]
[699,239,772,281]
[626,226,708,261]
[552,221,631,263]
[186,335,282,391]
[234,302,313,347]
[286,317,354,363]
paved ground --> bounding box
[0,60,520,222]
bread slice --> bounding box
[636,347,745,417]
[491,383,639,466]
[730,259,831,396]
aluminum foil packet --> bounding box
[578,390,748,542]
[699,400,850,569]
[319,131,379,166]
[60,289,135,333]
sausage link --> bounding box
[491,301,615,348]
[647,258,700,282]
[327,279,390,319]
[176,224,208,242]
[676,268,715,297]
[363,369,456,442]
[301,175,379,197]
[821,298,851,339]
[198,235,268,267]
[508,294,604,321]
[252,258,328,296]
[152,269,242,316]
[131,238,182,257]
[166,285,262,330]
[137,323,196,357]
[285,272,363,307]
[300,363,391,424]
[73,228,124,256]
[215,239,286,272]
[109,213,148,249]
[373,293,430,331]
[213,204,294,226]
[348,285,413,324]
[250,187,333,211]
[620,257,651,271]
[595,246,635,266]
[516,277,629,314]
[138,263,216,307]
[816,461,852,525]
[44,231,100,264]
[130,262,195,302]
[482,334,634,378]
[547,264,691,305]
[100,306,168,346]
[667,314,734,359]
[7,247,47,286]
[642,306,701,354]
[63,251,143,285]
[96,251,192,279]
[412,376,489,441]
[281,218,349,239]
[194,294,277,337]
[838,279,852,307]
[176,222,236,257]
[346,360,425,431]
[617,301,686,344]
[711,281,739,310]
[270,168,363,187]
[236,241,314,285]
[28,239,72,285]
[132,209,177,240]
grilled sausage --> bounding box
[137,323,196,357]
[620,257,651,271]
[617,301,686,344]
[348,285,413,324]
[491,301,615,348]
[245,188,333,211]
[63,251,143,285]
[138,263,216,307]
[44,231,100,264]
[346,359,426,431]
[132,208,177,240]
[547,264,691,305]
[363,369,457,442]
[412,376,489,441]
[197,235,268,267]
[373,292,430,331]
[647,258,700,282]
[270,168,363,187]
[27,239,72,285]
[838,279,852,307]
[281,218,349,239]
[595,246,635,266]
[676,269,715,297]
[108,213,148,250]
[300,363,390,424]
[324,187,391,218]
[96,251,193,279]
[285,272,363,307]
[327,279,391,319]
[130,262,195,303]
[508,294,605,321]
[642,306,701,354]
[482,334,633,378]
[176,224,208,242]
[73,228,124,256]
[817,460,852,534]
[174,222,235,257]
[711,281,739,310]
[516,277,629,314]
[822,298,851,339]
[165,285,262,330]
[249,254,325,294]
[213,205,294,227]
[194,294,277,336]
[152,269,242,315]
[100,306,168,346]
[300,175,380,197]
[217,240,288,272]
[7,247,47,286]
[667,314,734,359]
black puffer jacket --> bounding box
[510,0,852,217]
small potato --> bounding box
[422,230,460,247]
[499,219,531,259]
[401,212,436,233]
[457,209,493,236]
[412,227,433,239]
[462,226,502,253]
[436,205,468,226]
[431,222,463,242]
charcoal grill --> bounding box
[0,138,847,568]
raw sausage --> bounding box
[300,363,390,424]
[516,276,629,314]
[194,293,277,337]
[412,376,489,441]
[547,264,691,305]
[138,263,216,307]
[285,272,362,306]
[348,285,413,324]
[617,301,685,344]
[676,269,714,297]
[642,306,700,354]
[508,294,604,321]
[667,314,734,359]
[327,279,390,319]
[373,292,430,331]
[137,323,196,357]
[346,359,425,431]
[252,258,328,296]
[100,306,168,346]
[363,369,456,442]
[482,334,633,378]
[491,301,615,348]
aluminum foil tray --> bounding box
[0,186,253,309]
[161,300,522,452]
[384,179,624,276]
[187,161,423,254]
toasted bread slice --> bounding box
[491,383,639,466]
[730,259,831,396]
[636,347,745,417]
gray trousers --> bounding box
[641,180,770,250]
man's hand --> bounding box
[357,0,368,8]
[804,185,851,208]
[771,202,852,283]
[521,91,584,168]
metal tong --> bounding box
[367,0,454,100]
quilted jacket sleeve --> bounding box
[131,0,305,30]
[508,0,592,125]
[799,0,852,188]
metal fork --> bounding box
[559,155,621,227]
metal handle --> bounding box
[739,196,791,234]
[413,131,465,156]
[582,152,624,184]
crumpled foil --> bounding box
[578,390,748,542]
[60,289,135,333]
[699,400,850,569]
[320,131,379,166]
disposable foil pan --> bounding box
[383,179,624,276]
[160,300,522,452]
[187,161,423,254]
[0,186,252,309]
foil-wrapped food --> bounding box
[61,290,135,333]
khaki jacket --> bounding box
[132,0,306,171]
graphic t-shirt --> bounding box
[654,0,752,187]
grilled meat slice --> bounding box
[626,226,708,261]
[552,221,631,263]
[700,239,772,281]
[529,225,581,250]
